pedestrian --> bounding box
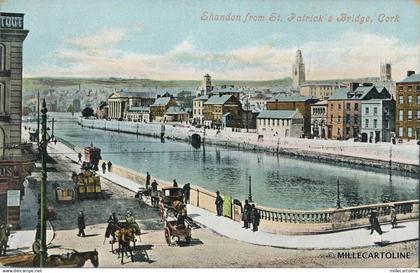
[183,183,190,204]
[107,161,112,172]
[54,138,57,145]
[77,152,82,163]
[173,179,178,187]
[369,209,383,243]
[390,205,397,228]
[101,162,106,174]
[242,200,252,229]
[215,191,223,216]
[145,172,151,189]
[77,211,86,237]
[251,204,260,232]
[151,179,159,207]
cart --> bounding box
[72,170,102,200]
[163,208,191,246]
[55,187,75,204]
[135,187,151,205]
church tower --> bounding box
[203,73,212,95]
[380,62,392,81]
[292,49,305,88]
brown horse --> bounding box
[34,250,99,267]
[115,228,134,265]
[0,225,11,256]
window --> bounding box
[399,95,403,104]
[330,115,333,122]
[408,111,413,120]
[338,116,341,122]
[346,114,350,122]
[338,104,341,110]
[408,128,413,138]
[354,104,358,111]
[408,95,413,104]
[346,103,350,110]
[399,127,403,137]
[0,43,5,71]
[0,83,4,113]
[417,85,420,92]
[418,111,420,120]
[365,107,369,114]
[399,86,403,92]
[373,119,377,129]
[373,107,378,115]
[399,110,404,121]
[365,119,369,128]
[354,116,358,124]
[385,119,389,129]
[417,96,420,104]
[408,86,412,92]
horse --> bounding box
[115,228,134,265]
[0,225,11,256]
[107,222,140,254]
[33,250,99,267]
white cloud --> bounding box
[27,29,420,81]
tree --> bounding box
[67,104,74,112]
[81,107,94,118]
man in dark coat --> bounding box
[251,204,260,232]
[215,191,223,216]
[183,183,190,204]
[145,172,151,189]
[173,179,178,187]
[77,211,86,237]
[107,161,113,172]
[151,180,159,207]
[369,209,383,243]
[101,162,106,174]
[242,200,252,229]
[78,152,83,163]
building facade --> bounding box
[395,71,420,140]
[327,84,391,140]
[300,82,346,100]
[203,94,242,128]
[256,110,304,138]
[125,106,150,122]
[107,91,155,120]
[192,95,208,125]
[164,106,190,123]
[266,95,318,138]
[361,99,395,142]
[149,96,177,122]
[0,12,32,227]
[310,100,328,139]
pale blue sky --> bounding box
[2,0,419,80]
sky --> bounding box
[1,0,419,81]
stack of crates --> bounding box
[73,170,101,199]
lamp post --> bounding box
[336,179,341,209]
[248,176,253,202]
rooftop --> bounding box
[127,106,149,112]
[399,73,420,83]
[257,110,300,119]
[204,95,232,105]
[166,106,189,115]
[151,97,172,106]
[268,95,317,103]
[111,90,156,99]
[193,95,209,101]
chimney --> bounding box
[407,71,415,77]
[362,83,373,87]
[349,82,359,91]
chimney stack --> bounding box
[349,82,359,91]
[407,70,415,77]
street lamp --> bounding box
[248,176,253,202]
[336,179,341,209]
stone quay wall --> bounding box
[78,117,420,175]
[60,136,419,235]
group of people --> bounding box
[144,172,191,206]
[215,192,260,232]
[101,161,113,174]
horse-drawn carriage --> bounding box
[163,207,191,246]
[160,187,183,207]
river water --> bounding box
[23,112,419,210]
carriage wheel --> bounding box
[164,227,171,246]
[186,235,191,244]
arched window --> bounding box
[0,43,5,71]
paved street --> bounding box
[6,141,417,268]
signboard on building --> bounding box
[0,13,24,29]
[7,190,20,206]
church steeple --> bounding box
[292,49,305,88]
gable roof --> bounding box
[151,97,172,106]
[165,106,189,115]
[257,110,301,119]
[193,95,208,101]
[204,95,232,105]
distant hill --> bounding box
[22,77,293,93]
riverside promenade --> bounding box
[78,117,420,173]
[49,140,419,249]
